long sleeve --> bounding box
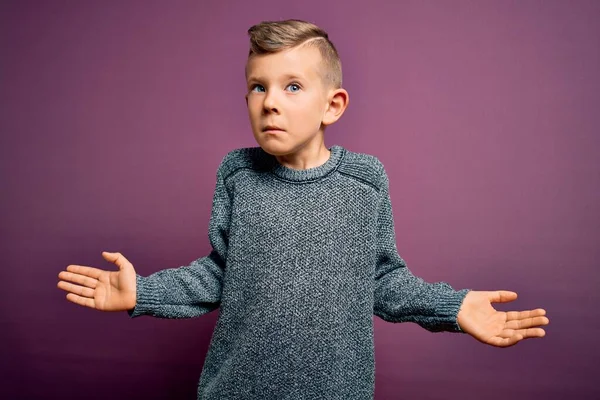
[128,159,232,319]
[373,166,470,332]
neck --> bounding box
[275,139,331,171]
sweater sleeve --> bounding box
[128,159,232,319]
[373,165,470,332]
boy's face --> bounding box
[245,45,332,157]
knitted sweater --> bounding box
[129,145,470,399]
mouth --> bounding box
[262,125,285,133]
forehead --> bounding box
[245,45,323,82]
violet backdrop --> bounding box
[1,0,598,399]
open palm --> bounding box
[57,251,137,311]
[457,290,549,347]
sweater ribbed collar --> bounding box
[263,145,345,183]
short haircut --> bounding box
[247,19,343,89]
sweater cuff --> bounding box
[127,274,163,318]
[453,288,471,333]
[432,288,471,333]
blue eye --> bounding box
[286,83,301,92]
[251,84,265,92]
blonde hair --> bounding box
[247,19,342,88]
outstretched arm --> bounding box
[125,159,233,319]
[58,155,233,319]
[373,164,469,332]
[372,163,550,345]
[456,290,549,347]
[127,250,225,318]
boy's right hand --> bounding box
[57,251,137,312]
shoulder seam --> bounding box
[336,170,381,192]
[336,149,386,191]
[223,166,257,182]
[217,147,264,182]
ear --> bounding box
[322,88,349,126]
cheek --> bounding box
[296,96,321,118]
[303,102,325,127]
[246,98,256,111]
[246,106,260,130]
[247,100,261,118]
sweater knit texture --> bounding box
[129,145,470,399]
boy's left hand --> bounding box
[456,290,549,347]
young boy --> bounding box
[57,19,549,400]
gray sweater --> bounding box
[129,145,470,399]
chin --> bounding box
[253,136,294,156]
[257,143,292,157]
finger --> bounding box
[65,264,103,279]
[488,290,518,303]
[506,309,547,321]
[57,281,95,298]
[66,293,96,309]
[58,271,98,289]
[513,327,546,339]
[505,316,550,330]
[102,251,131,271]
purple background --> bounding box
[1,0,598,399]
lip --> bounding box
[262,126,285,134]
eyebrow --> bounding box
[247,73,307,83]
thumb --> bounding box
[487,290,518,304]
[101,251,131,271]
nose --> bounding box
[262,90,280,114]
